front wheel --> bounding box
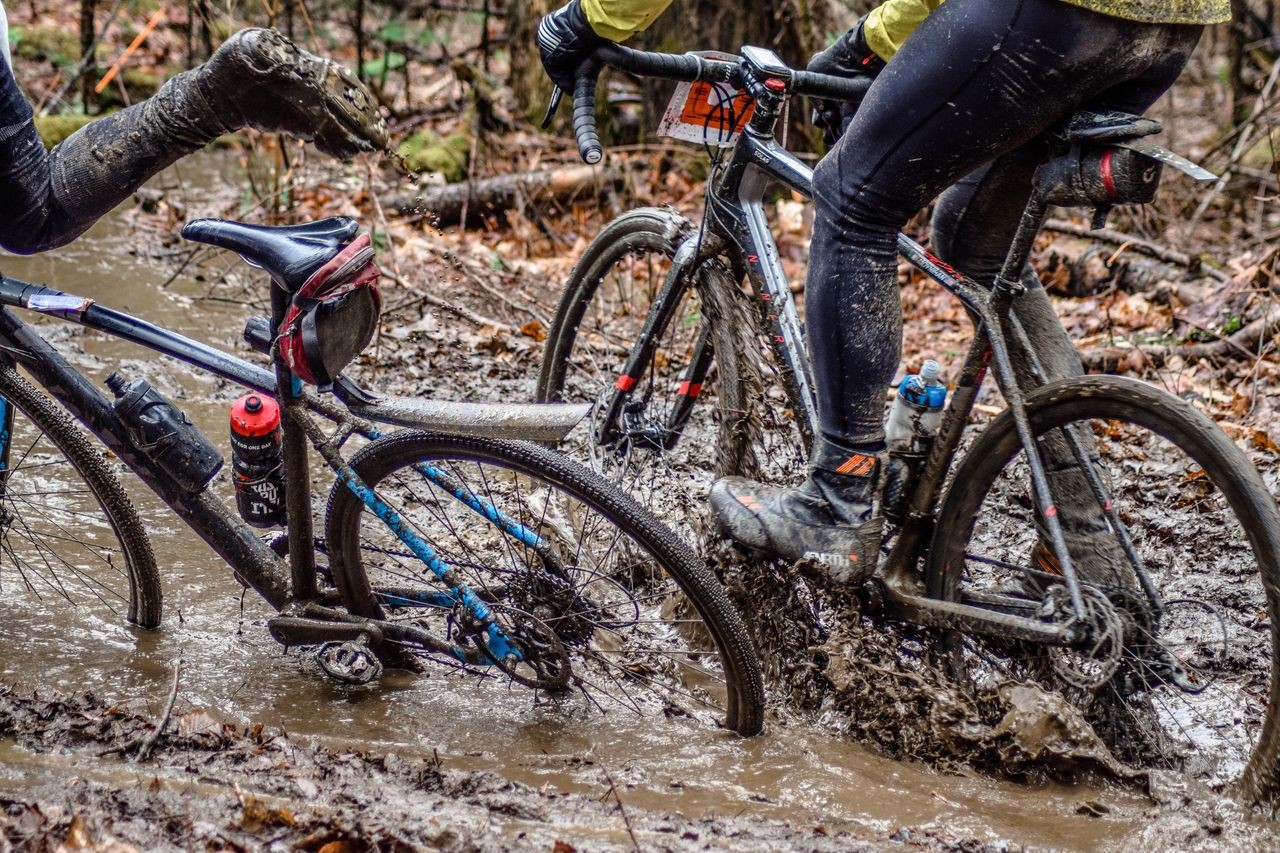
[324,431,765,735]
[928,375,1280,801]
[0,365,161,651]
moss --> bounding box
[12,26,80,67]
[396,130,471,183]
[33,113,93,148]
[1242,136,1275,171]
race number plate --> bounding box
[657,52,755,148]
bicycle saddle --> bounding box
[1060,110,1162,143]
[181,217,360,290]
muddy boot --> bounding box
[708,439,885,583]
[197,28,386,158]
[5,28,385,253]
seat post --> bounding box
[991,194,1049,304]
[271,280,318,603]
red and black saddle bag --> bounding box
[277,232,383,386]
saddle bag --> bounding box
[1033,144,1163,210]
[277,232,383,387]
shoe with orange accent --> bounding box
[708,464,884,583]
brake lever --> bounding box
[540,87,564,130]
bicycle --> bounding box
[0,215,765,735]
[538,44,1280,800]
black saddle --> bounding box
[1060,110,1162,143]
[181,217,360,290]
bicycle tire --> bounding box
[537,207,806,519]
[324,430,766,735]
[0,365,161,629]
[695,264,809,487]
[537,207,693,406]
[927,375,1280,801]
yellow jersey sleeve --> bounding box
[581,0,676,42]
[864,0,944,60]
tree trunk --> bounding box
[80,0,95,113]
[506,0,554,123]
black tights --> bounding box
[806,0,1201,447]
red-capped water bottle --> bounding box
[230,394,287,528]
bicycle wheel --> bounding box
[928,375,1280,801]
[0,366,161,630]
[537,207,806,532]
[324,431,765,734]
[537,209,717,530]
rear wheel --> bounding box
[928,376,1280,801]
[324,431,765,734]
[0,366,160,631]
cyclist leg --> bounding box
[710,0,1201,579]
[0,30,384,255]
[930,47,1200,584]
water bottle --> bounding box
[229,394,287,528]
[882,360,947,520]
[106,372,223,493]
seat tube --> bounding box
[272,282,318,602]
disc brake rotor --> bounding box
[1044,585,1125,690]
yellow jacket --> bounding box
[581,0,1229,59]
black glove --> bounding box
[807,18,884,147]
[537,0,608,93]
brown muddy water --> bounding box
[0,162,1274,850]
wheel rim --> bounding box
[344,452,737,723]
[940,412,1271,789]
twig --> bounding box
[95,7,167,95]
[137,658,182,761]
[601,767,641,852]
[1189,56,1280,228]
[1042,218,1232,283]
[414,239,550,325]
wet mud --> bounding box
[1,157,1279,849]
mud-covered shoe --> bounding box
[199,28,387,158]
[708,462,884,583]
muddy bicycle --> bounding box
[538,44,1280,800]
[0,216,766,735]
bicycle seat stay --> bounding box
[181,217,359,290]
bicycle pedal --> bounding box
[316,640,383,685]
[267,615,383,649]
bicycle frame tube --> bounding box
[0,274,547,656]
[0,303,295,609]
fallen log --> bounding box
[1042,219,1232,284]
[1079,312,1280,372]
[384,164,622,226]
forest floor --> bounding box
[5,1,1280,849]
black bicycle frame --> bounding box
[0,274,588,654]
[632,79,1113,644]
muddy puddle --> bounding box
[0,157,1276,849]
